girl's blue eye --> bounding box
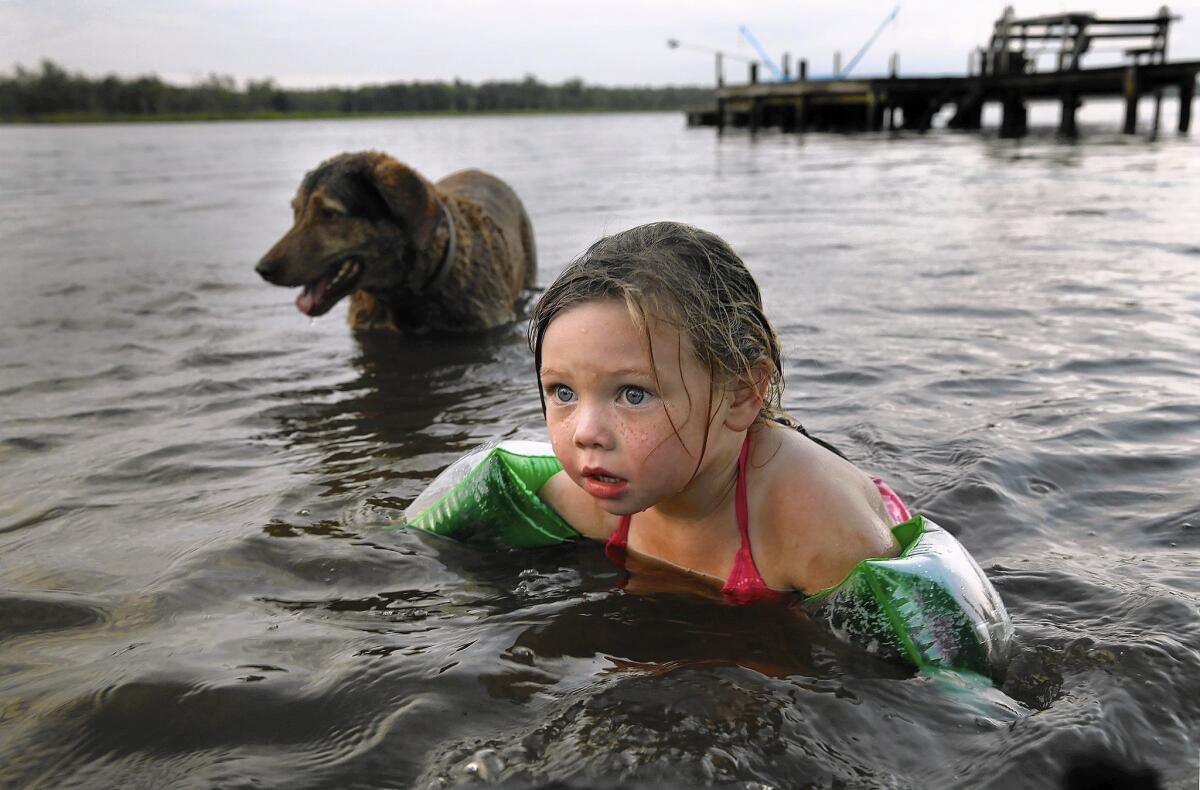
[621,386,648,406]
[552,384,576,403]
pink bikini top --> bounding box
[603,432,913,606]
[604,432,782,604]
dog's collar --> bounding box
[420,200,458,294]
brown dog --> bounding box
[255,151,536,332]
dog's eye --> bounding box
[319,205,340,219]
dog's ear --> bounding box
[367,155,439,250]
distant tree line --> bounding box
[0,61,713,120]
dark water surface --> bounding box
[1,110,1198,789]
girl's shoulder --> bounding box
[751,424,899,593]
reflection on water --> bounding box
[0,111,1198,788]
[270,327,537,501]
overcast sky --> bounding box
[4,0,1199,87]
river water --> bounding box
[1,107,1198,789]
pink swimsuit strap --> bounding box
[604,432,783,604]
[871,477,911,524]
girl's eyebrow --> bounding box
[539,366,652,379]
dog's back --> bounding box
[438,169,537,295]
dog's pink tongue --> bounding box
[295,277,330,316]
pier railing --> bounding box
[981,5,1176,74]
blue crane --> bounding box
[737,25,787,81]
[738,5,901,82]
[840,5,901,77]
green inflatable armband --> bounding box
[402,441,1012,679]
[803,515,1012,679]
[403,441,578,547]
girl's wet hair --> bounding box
[529,221,786,428]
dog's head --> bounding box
[255,151,441,317]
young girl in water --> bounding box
[529,221,908,603]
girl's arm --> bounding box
[538,470,612,540]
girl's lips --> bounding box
[581,467,627,499]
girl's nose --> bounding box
[572,402,612,449]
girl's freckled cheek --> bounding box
[622,425,665,456]
[624,425,652,441]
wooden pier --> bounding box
[686,7,1199,137]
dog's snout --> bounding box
[255,256,281,283]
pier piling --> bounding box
[948,86,985,129]
[1123,65,1140,134]
[1000,91,1028,138]
[1151,87,1164,139]
[867,92,884,131]
[1180,79,1194,132]
[1059,89,1079,136]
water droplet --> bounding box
[461,748,504,781]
